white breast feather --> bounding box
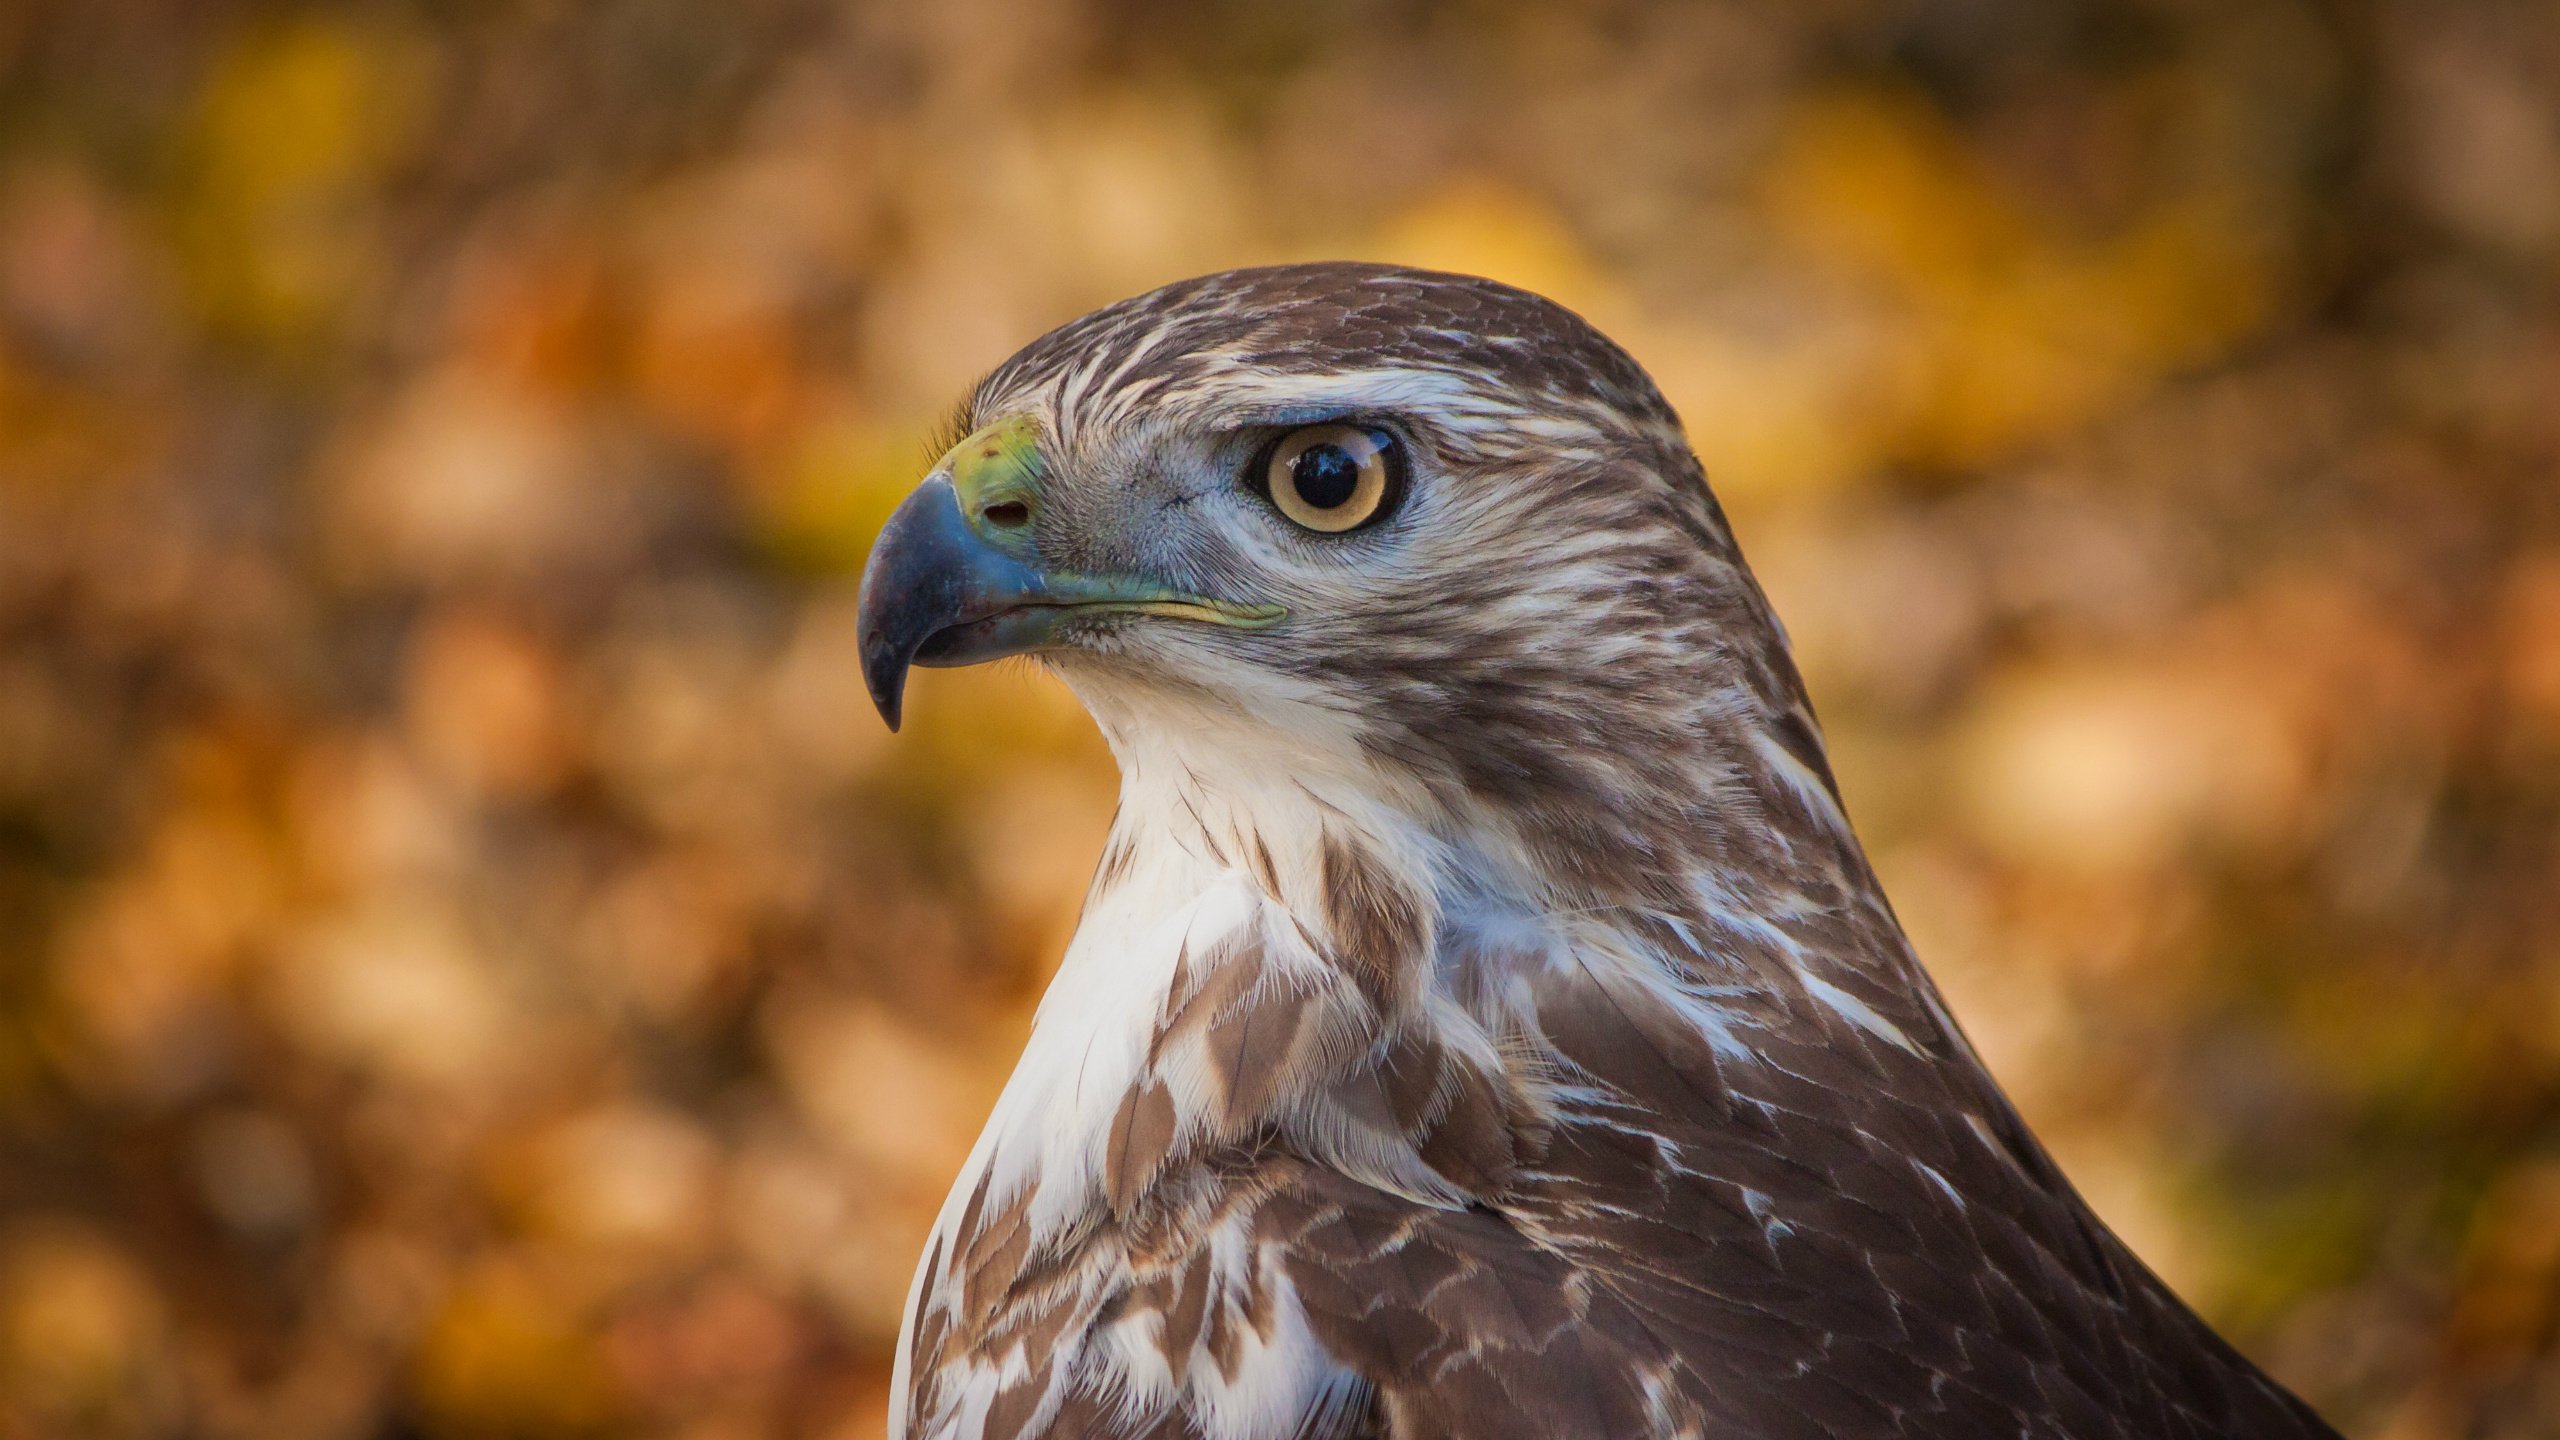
[892,729,1377,1440]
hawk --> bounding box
[854,264,2341,1440]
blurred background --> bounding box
[1,0,2557,1435]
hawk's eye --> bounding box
[1257,424,1404,534]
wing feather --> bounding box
[1246,958,2343,1440]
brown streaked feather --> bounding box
[1104,1080,1181,1214]
[1316,831,1427,1012]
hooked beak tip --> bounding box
[859,603,920,733]
[865,663,905,733]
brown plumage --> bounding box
[855,263,2343,1439]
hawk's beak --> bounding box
[855,416,1283,731]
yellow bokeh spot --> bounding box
[1764,88,2275,470]
[414,1259,616,1435]
[1361,178,1621,320]
[177,17,427,353]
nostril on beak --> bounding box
[981,500,1032,529]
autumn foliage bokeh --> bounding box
[4,2,2560,1436]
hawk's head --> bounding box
[860,264,1826,880]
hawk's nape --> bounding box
[858,263,2344,1440]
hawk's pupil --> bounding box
[1293,445,1360,509]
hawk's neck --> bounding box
[891,684,1987,1436]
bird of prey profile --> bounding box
[855,264,2342,1440]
